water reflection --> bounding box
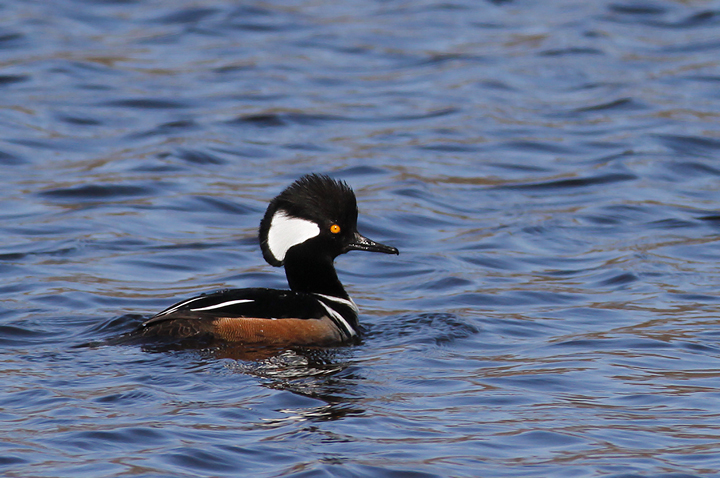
[224,348,365,423]
[87,315,367,423]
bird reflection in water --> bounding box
[139,337,366,423]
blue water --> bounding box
[3,0,720,476]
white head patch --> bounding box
[267,211,320,263]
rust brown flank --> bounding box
[213,316,344,345]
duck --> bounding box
[134,173,398,346]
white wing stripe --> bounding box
[155,296,207,317]
[190,299,254,312]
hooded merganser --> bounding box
[135,173,398,346]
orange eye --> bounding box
[330,224,341,234]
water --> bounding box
[2,0,720,476]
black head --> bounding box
[259,174,398,267]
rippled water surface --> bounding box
[3,0,720,476]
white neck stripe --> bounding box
[314,293,358,314]
[267,211,320,263]
[316,300,356,338]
